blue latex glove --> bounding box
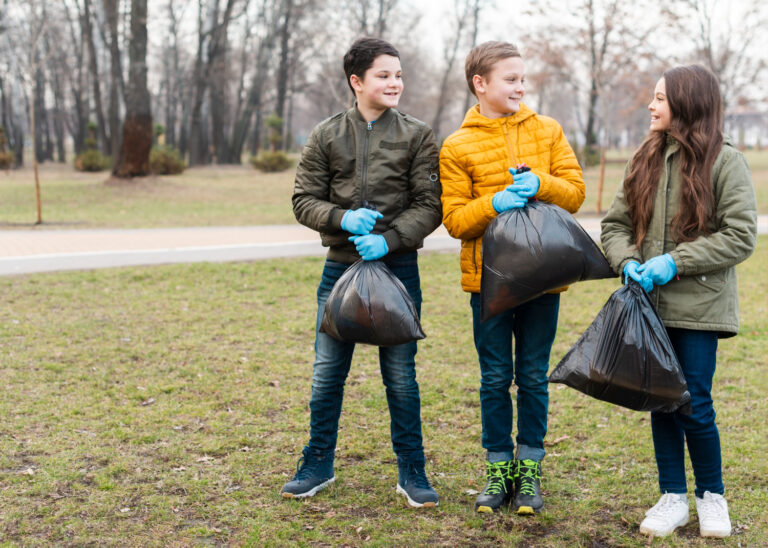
[492,186,528,212]
[341,208,383,235]
[509,169,540,197]
[623,260,652,292]
[349,234,388,261]
[637,253,677,288]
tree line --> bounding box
[0,0,766,175]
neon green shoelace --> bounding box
[516,460,541,496]
[483,461,513,495]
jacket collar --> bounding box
[460,103,536,130]
[348,103,395,127]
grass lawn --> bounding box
[1,236,765,546]
[1,149,766,228]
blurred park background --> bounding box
[1,1,767,546]
[0,0,767,199]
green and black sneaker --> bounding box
[475,460,515,513]
[513,459,543,515]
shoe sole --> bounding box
[396,484,438,508]
[639,515,689,537]
[700,527,731,538]
[281,476,335,499]
[476,505,499,514]
[515,505,538,515]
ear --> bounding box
[472,74,485,95]
[350,74,363,93]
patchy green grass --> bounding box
[0,162,296,229]
[2,149,765,229]
[1,237,765,546]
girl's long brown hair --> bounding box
[624,65,723,248]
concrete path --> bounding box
[1,216,765,276]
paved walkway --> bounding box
[1,216,765,276]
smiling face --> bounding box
[648,77,672,132]
[350,54,403,119]
[474,56,525,119]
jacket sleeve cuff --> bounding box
[382,229,402,254]
[329,208,347,231]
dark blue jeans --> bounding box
[470,292,560,462]
[307,252,425,465]
[651,327,723,498]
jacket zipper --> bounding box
[360,121,373,206]
[502,122,517,170]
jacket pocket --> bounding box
[692,268,727,292]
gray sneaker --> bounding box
[281,447,335,499]
[396,462,439,508]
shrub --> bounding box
[0,151,14,170]
[149,146,185,175]
[75,149,111,172]
[250,151,293,173]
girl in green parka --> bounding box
[601,65,757,539]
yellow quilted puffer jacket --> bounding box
[440,103,585,293]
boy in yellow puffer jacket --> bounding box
[440,41,585,515]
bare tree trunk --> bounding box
[463,0,481,113]
[232,0,278,160]
[63,0,88,155]
[83,0,111,155]
[432,0,468,139]
[208,0,237,163]
[113,0,152,177]
[163,0,183,148]
[274,0,293,150]
[103,0,123,161]
[250,109,263,156]
[188,0,213,166]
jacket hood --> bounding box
[460,103,537,130]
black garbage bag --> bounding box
[549,280,691,414]
[320,260,425,346]
[481,201,615,321]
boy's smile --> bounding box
[350,54,403,121]
[474,56,526,119]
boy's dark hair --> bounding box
[465,41,521,97]
[343,37,400,93]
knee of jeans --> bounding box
[480,370,513,392]
[382,368,418,394]
[514,369,548,391]
[677,404,716,432]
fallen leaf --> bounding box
[141,397,155,406]
[21,467,35,476]
[269,380,280,388]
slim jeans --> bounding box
[651,327,723,498]
[470,292,560,463]
[307,252,426,465]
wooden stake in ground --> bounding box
[596,146,606,215]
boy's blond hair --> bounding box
[465,41,522,97]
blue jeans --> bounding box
[307,252,425,465]
[651,328,723,498]
[470,292,560,462]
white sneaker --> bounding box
[639,493,689,537]
[696,491,731,538]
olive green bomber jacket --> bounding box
[600,139,757,337]
[292,106,442,264]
